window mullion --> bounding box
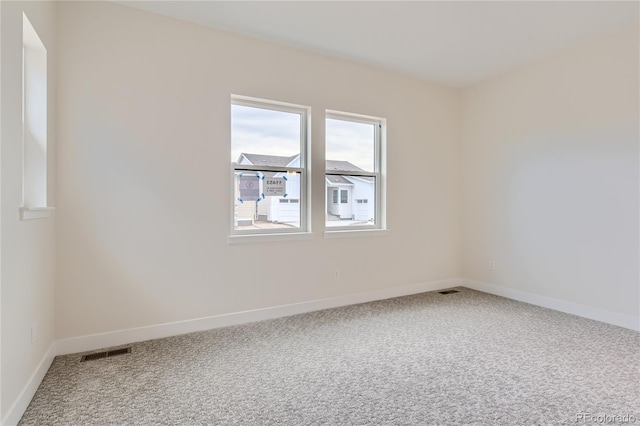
[325,171,376,178]
[234,165,302,173]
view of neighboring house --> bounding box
[325,160,375,222]
[234,153,374,227]
[235,153,302,226]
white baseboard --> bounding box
[462,279,640,331]
[2,341,57,426]
[8,279,458,423]
[56,278,462,356]
[8,278,636,425]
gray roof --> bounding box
[239,153,298,167]
[239,153,367,173]
[325,160,365,172]
[344,175,374,183]
[326,175,354,185]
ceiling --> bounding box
[118,1,639,88]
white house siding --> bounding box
[267,173,301,223]
[349,177,375,222]
[338,188,353,219]
[234,176,257,224]
[280,173,301,223]
[234,170,302,224]
[257,195,269,220]
[328,189,338,216]
[327,185,354,219]
[236,202,255,223]
[275,200,300,223]
[327,189,338,217]
[282,173,301,199]
[354,199,370,221]
[241,172,371,224]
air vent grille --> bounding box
[81,352,108,362]
[81,347,131,362]
[107,347,131,357]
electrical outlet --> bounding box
[333,270,340,280]
[489,261,495,271]
[31,322,36,344]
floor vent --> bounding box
[438,289,460,295]
[107,347,132,357]
[81,347,131,362]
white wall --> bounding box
[55,2,461,340]
[1,0,56,422]
[2,2,636,422]
[461,25,639,322]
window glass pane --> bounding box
[22,13,48,209]
[326,175,376,227]
[231,104,301,163]
[326,118,375,173]
[340,190,348,204]
[234,170,301,231]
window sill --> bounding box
[324,229,389,239]
[20,206,55,220]
[228,232,315,244]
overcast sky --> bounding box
[231,105,300,162]
[326,118,374,172]
[231,105,374,171]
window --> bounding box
[20,13,53,220]
[325,111,385,229]
[230,96,309,235]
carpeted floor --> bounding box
[19,288,640,425]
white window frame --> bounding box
[229,95,311,239]
[20,13,54,220]
[325,110,386,233]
